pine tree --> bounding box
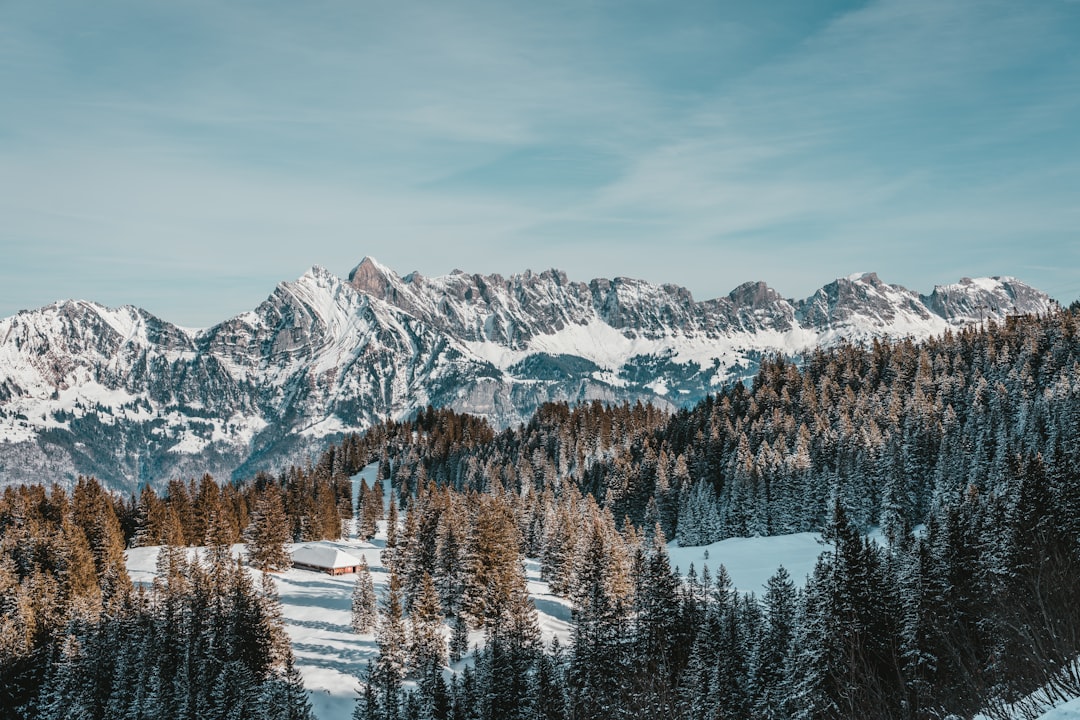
[463,495,524,631]
[676,479,722,546]
[264,654,316,720]
[630,525,681,714]
[58,515,101,616]
[791,558,841,720]
[354,661,381,720]
[448,610,469,664]
[247,483,292,572]
[209,659,259,720]
[35,631,92,720]
[383,495,400,573]
[532,640,569,720]
[132,484,168,548]
[434,500,466,616]
[358,480,384,541]
[707,566,751,720]
[415,661,451,720]
[315,476,344,540]
[409,573,446,672]
[373,570,408,718]
[568,516,631,719]
[793,499,905,720]
[453,664,479,720]
[256,571,294,673]
[754,566,796,719]
[71,476,132,603]
[352,558,378,634]
[677,613,717,720]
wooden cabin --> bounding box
[290,543,366,576]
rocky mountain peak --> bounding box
[0,262,1057,492]
[727,280,781,308]
[846,271,883,286]
[347,256,400,298]
[922,276,1051,324]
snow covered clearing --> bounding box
[124,463,569,720]
[126,527,815,718]
[669,532,825,594]
[125,467,1076,720]
[1038,699,1080,719]
[668,526,891,594]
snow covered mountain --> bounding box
[0,259,1055,491]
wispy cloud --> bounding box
[1,0,1078,323]
[555,0,1080,298]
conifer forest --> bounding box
[3,309,1080,719]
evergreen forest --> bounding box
[3,309,1080,719]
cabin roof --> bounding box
[290,543,364,569]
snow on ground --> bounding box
[274,541,384,719]
[288,464,571,718]
[278,463,388,720]
[669,532,826,595]
[124,463,572,720]
[127,524,823,718]
[972,660,1080,720]
[126,530,388,719]
[130,468,1078,720]
[1039,698,1080,719]
[669,526,896,595]
[974,691,1080,720]
[524,557,573,648]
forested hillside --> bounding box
[2,309,1079,719]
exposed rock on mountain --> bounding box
[0,259,1056,491]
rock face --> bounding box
[0,259,1056,491]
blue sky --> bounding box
[2,0,1078,326]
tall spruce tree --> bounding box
[630,525,682,714]
[373,570,408,718]
[409,572,446,672]
[568,515,631,719]
[352,557,378,634]
[754,565,797,719]
[247,483,292,572]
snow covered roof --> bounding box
[290,543,364,570]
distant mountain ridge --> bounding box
[0,259,1055,491]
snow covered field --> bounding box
[669,531,825,594]
[125,464,1076,720]
[124,463,570,720]
[1039,699,1080,719]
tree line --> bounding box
[0,477,314,719]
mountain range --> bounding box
[0,258,1055,491]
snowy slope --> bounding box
[121,466,1079,720]
[119,465,878,720]
[1038,699,1080,719]
[122,531,1080,720]
[668,532,827,594]
[125,464,1080,720]
[126,463,571,720]
[973,685,1080,720]
[1,260,1056,491]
